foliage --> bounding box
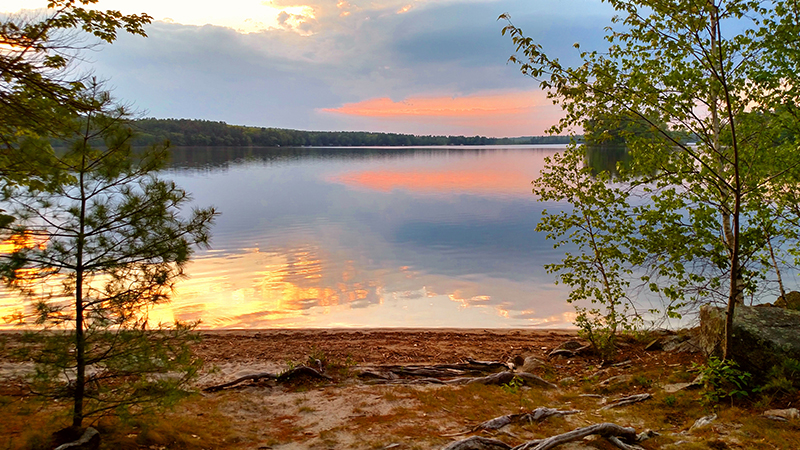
[693,357,751,407]
[501,374,524,395]
[502,0,800,358]
[0,83,217,429]
[500,374,528,410]
[128,118,574,147]
[1,0,151,182]
[755,357,800,395]
[534,145,643,357]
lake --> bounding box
[2,145,578,329]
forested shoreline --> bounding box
[129,118,575,147]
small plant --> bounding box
[306,346,328,368]
[753,357,800,409]
[757,357,800,394]
[501,375,523,395]
[501,375,527,410]
[693,357,751,407]
[663,395,677,407]
[633,374,653,388]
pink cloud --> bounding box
[320,90,564,137]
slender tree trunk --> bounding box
[765,228,786,300]
[709,8,742,361]
[713,3,744,361]
[72,126,90,430]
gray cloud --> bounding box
[87,0,615,134]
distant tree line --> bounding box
[128,118,573,147]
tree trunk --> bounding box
[72,139,89,430]
[765,229,786,300]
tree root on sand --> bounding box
[443,422,653,450]
[202,365,332,392]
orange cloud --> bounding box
[323,91,547,118]
[321,90,564,137]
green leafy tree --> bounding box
[0,83,217,430]
[502,0,800,359]
[1,0,151,186]
[534,147,643,358]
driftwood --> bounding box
[600,393,651,410]
[202,365,332,392]
[444,422,644,450]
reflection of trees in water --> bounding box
[168,147,437,170]
[166,146,557,171]
[584,145,629,177]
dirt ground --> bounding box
[193,328,580,365]
[190,328,696,385]
[3,329,800,450]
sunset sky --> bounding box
[5,0,614,137]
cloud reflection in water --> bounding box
[3,146,577,329]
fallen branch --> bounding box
[600,393,651,410]
[203,365,332,392]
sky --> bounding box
[5,0,615,137]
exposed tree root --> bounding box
[202,365,332,392]
[358,359,510,379]
[203,373,276,392]
[443,407,582,436]
[442,436,512,450]
[462,371,556,389]
[600,393,651,410]
[443,422,647,450]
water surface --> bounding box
[4,146,577,329]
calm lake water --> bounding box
[2,145,579,329]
